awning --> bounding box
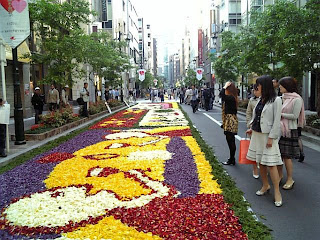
[5,41,31,63]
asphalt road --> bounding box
[181,103,320,240]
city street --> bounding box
[181,103,320,240]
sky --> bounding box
[133,0,199,64]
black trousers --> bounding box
[49,103,57,111]
[35,109,43,124]
[225,131,236,160]
[179,96,184,104]
[204,99,210,111]
[191,100,198,112]
[0,124,6,154]
[82,102,89,117]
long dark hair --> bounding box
[225,82,239,107]
[256,75,276,104]
[279,76,298,93]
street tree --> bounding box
[29,0,95,86]
[211,31,241,84]
[138,71,154,90]
[184,68,203,87]
[81,32,130,88]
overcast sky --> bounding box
[133,0,199,64]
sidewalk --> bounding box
[0,105,127,168]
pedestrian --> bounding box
[0,98,7,157]
[31,87,45,124]
[220,82,238,166]
[185,87,192,105]
[48,84,59,111]
[246,75,283,207]
[115,89,120,100]
[272,79,282,96]
[203,85,212,111]
[190,85,198,113]
[151,89,155,103]
[80,82,90,117]
[167,88,172,100]
[245,84,260,179]
[133,88,137,101]
[61,85,70,108]
[277,76,305,190]
[179,87,184,104]
[160,89,164,102]
[105,88,110,102]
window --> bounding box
[148,33,151,38]
[107,0,112,20]
[229,13,241,25]
[123,0,125,11]
[147,25,150,29]
[148,42,151,47]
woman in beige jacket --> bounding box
[246,84,260,179]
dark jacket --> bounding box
[220,89,237,114]
[31,94,44,110]
[203,88,212,100]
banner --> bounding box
[0,104,10,124]
[196,68,204,80]
[138,69,146,81]
[0,0,30,49]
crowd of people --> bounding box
[221,75,305,208]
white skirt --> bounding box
[246,131,283,166]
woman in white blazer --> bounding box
[246,75,283,207]
[277,77,305,190]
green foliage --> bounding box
[40,107,80,128]
[88,101,107,115]
[29,0,129,88]
[306,114,319,126]
[139,71,154,89]
[212,0,320,83]
[29,0,95,86]
[211,31,241,83]
[81,32,130,87]
[184,68,203,87]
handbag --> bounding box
[77,97,85,105]
[238,136,256,164]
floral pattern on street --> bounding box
[0,103,247,240]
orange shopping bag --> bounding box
[238,138,256,164]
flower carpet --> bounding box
[0,102,248,239]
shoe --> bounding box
[222,159,235,166]
[298,153,305,162]
[0,154,7,158]
[252,171,259,179]
[283,181,295,190]
[274,200,283,207]
[256,187,270,196]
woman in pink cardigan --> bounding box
[278,77,305,190]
